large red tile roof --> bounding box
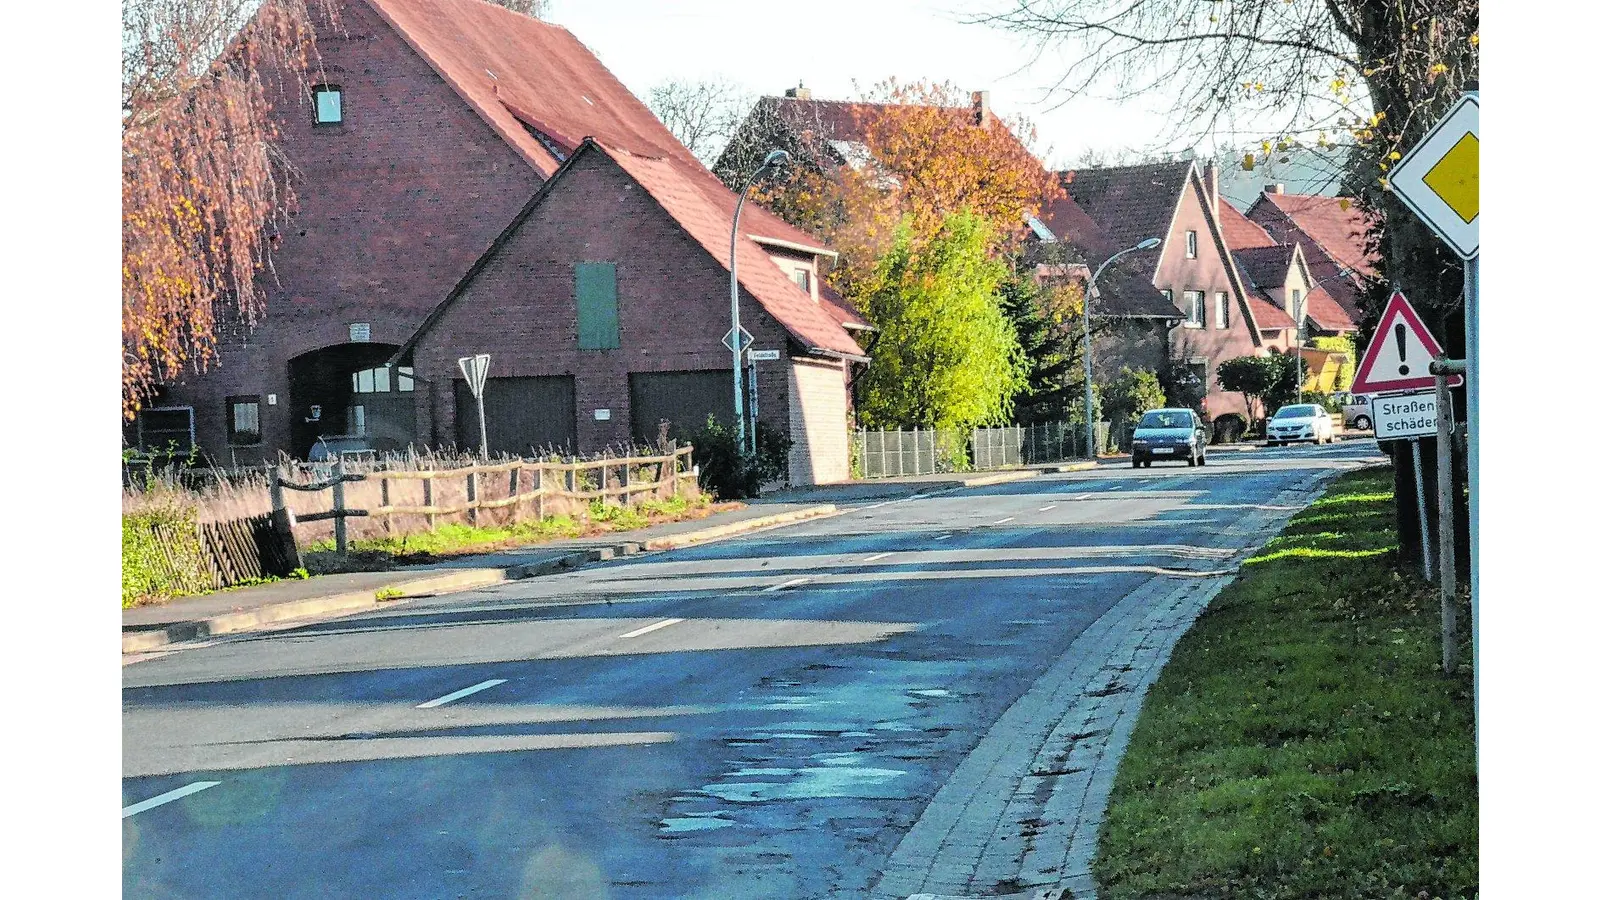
[1035,192,1175,318]
[1304,285,1357,332]
[365,0,855,354]
[1246,294,1295,330]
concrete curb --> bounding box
[957,470,1039,488]
[123,504,840,655]
[642,504,839,550]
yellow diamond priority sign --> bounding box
[1390,93,1479,259]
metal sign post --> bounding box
[747,352,759,456]
[458,354,491,458]
[1432,357,1466,673]
[1410,438,1433,583]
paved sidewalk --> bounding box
[872,470,1338,900]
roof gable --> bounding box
[394,140,864,362]
[1059,160,1193,251]
[1247,192,1379,279]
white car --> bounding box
[1265,404,1336,446]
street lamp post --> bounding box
[1293,265,1355,404]
[730,149,791,456]
[1082,237,1161,459]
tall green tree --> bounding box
[856,212,1028,429]
[999,267,1090,424]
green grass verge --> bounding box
[303,494,713,570]
[1093,466,1477,900]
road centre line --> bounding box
[934,534,953,541]
[863,552,893,562]
[1039,504,1057,511]
[416,678,507,708]
[122,781,220,819]
[992,517,1016,525]
[618,618,684,639]
[763,578,811,593]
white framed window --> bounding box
[792,268,812,295]
[1185,230,1198,259]
[1215,292,1230,329]
[313,85,343,125]
[1291,288,1304,326]
[226,396,261,446]
[1183,290,1205,327]
[1186,357,1209,391]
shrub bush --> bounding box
[689,415,792,500]
[122,495,210,607]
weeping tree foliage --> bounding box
[856,212,1028,430]
[979,0,1479,339]
[122,0,339,418]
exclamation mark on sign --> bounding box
[1394,323,1409,375]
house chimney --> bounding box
[1266,183,1285,194]
[973,90,991,126]
[785,83,812,100]
[1203,161,1219,218]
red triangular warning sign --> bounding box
[1351,291,1463,394]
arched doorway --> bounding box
[287,343,417,459]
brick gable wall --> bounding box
[411,148,801,461]
[161,0,539,462]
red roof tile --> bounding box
[1246,294,1295,330]
[604,145,864,357]
[1304,284,1357,332]
[1035,192,1175,318]
[1252,193,1379,280]
[818,280,871,330]
[365,0,855,354]
[1219,200,1277,250]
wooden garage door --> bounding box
[628,370,735,446]
[455,376,576,457]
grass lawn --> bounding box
[1093,465,1477,900]
[302,493,727,572]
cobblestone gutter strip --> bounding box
[873,473,1332,900]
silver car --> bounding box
[1265,404,1336,446]
[1332,391,1373,430]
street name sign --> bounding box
[748,349,781,362]
[1389,92,1478,259]
[1372,393,1439,441]
[457,354,491,397]
[1351,291,1463,394]
[722,326,754,354]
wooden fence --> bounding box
[272,445,698,553]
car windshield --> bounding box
[1138,411,1192,429]
[1276,405,1318,419]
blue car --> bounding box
[1129,408,1208,468]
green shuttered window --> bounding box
[575,262,620,350]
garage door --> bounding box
[629,370,735,446]
[455,376,576,457]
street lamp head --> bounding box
[761,149,791,170]
[1135,237,1161,250]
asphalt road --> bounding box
[123,440,1384,899]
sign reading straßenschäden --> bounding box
[1371,393,1439,441]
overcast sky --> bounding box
[543,0,1226,168]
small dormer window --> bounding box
[792,269,812,295]
[313,85,342,125]
[1185,230,1198,259]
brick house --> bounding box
[138,0,865,484]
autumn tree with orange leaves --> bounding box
[741,79,1062,299]
[122,0,336,419]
